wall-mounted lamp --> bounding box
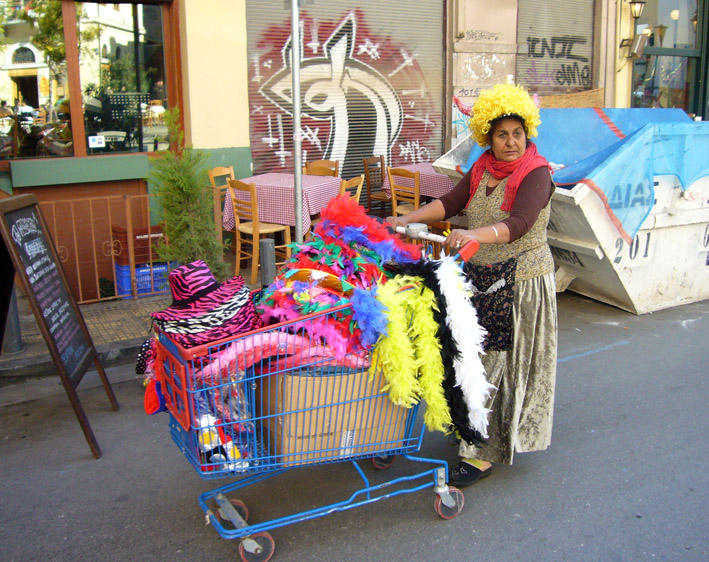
[629,1,646,21]
[691,12,698,34]
[621,0,648,58]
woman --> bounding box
[387,83,557,486]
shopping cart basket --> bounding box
[156,296,466,562]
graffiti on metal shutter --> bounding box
[250,10,439,178]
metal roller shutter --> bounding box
[245,1,445,178]
[516,0,595,95]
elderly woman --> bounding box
[387,83,557,486]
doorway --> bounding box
[13,75,39,108]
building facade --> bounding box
[0,0,706,211]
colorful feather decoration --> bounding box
[436,257,493,438]
[370,275,451,431]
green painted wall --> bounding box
[10,154,150,188]
[0,172,11,195]
[204,147,254,180]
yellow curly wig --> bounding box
[469,83,541,147]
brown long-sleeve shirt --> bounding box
[439,166,553,242]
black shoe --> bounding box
[448,461,493,487]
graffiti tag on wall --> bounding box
[249,11,440,177]
[463,29,500,42]
[520,35,591,89]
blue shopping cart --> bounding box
[156,299,465,562]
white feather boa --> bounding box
[435,257,495,438]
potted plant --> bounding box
[151,108,229,281]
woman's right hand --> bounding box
[386,216,408,229]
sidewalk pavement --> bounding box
[0,292,170,383]
[0,257,257,388]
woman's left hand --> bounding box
[445,229,476,251]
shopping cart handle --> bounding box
[457,239,479,261]
[394,223,479,262]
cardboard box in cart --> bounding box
[260,369,408,467]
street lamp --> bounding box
[670,9,680,48]
[655,24,667,47]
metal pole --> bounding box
[259,238,277,288]
[1,286,25,356]
[291,0,303,243]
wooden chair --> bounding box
[227,179,292,285]
[303,159,340,176]
[363,155,390,216]
[339,175,364,204]
[209,166,236,250]
[34,107,47,127]
[387,167,420,216]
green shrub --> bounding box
[151,108,229,281]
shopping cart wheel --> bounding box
[216,498,249,526]
[238,531,275,562]
[371,454,396,470]
[434,486,465,520]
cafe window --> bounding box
[0,0,177,161]
[631,0,702,114]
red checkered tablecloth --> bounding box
[382,162,455,199]
[222,173,341,233]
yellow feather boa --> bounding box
[370,275,451,433]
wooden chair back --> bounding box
[227,179,291,284]
[210,166,236,245]
[303,159,340,176]
[34,108,47,127]
[227,179,259,228]
[208,165,235,187]
[339,175,364,204]
[363,155,390,214]
[387,167,420,216]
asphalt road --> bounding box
[1,292,707,562]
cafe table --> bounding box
[382,162,455,200]
[222,172,341,234]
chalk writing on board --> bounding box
[9,207,88,377]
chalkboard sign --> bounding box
[0,194,119,459]
[7,204,91,381]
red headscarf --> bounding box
[467,142,550,212]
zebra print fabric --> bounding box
[151,261,262,348]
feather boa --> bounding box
[371,275,451,432]
[196,332,311,383]
[435,257,494,438]
[350,287,388,349]
[386,260,472,442]
[315,195,421,264]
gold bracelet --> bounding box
[490,225,499,243]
